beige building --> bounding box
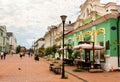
[34,37,44,53]
[44,21,74,48]
[7,32,17,53]
[74,0,118,30]
[54,24,62,46]
[44,25,57,48]
[0,26,9,52]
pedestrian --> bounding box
[20,52,23,59]
[0,51,4,60]
[34,54,39,61]
[3,51,7,59]
[28,52,30,57]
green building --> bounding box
[65,0,120,71]
[0,26,10,52]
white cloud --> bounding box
[0,0,119,48]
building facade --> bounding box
[34,37,44,53]
[65,0,120,71]
[44,25,57,48]
[0,26,10,52]
[7,32,17,53]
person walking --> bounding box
[20,52,23,59]
[0,51,4,60]
[34,54,39,61]
[28,52,30,57]
[3,52,7,59]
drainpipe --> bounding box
[117,13,120,67]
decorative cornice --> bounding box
[65,14,118,37]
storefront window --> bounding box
[99,42,105,62]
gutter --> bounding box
[117,13,120,67]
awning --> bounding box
[73,43,104,50]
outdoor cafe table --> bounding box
[64,59,74,66]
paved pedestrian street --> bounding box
[0,54,120,82]
[0,55,72,82]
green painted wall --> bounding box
[65,18,120,60]
[75,31,80,45]
[109,18,120,56]
[96,19,110,56]
[65,34,74,46]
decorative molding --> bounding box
[84,31,91,36]
[97,28,104,34]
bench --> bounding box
[64,59,74,66]
[52,66,61,74]
[49,64,61,74]
[49,64,54,71]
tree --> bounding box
[16,45,21,54]
[57,49,62,58]
[51,44,58,58]
[73,50,80,59]
[45,47,52,56]
[28,48,34,53]
[38,47,45,57]
[66,44,73,59]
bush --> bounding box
[73,69,82,72]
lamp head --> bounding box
[60,15,67,22]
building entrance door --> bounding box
[85,50,90,62]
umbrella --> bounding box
[73,43,104,50]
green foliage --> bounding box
[73,69,82,72]
[57,49,62,57]
[51,44,58,57]
[52,61,58,63]
[52,45,58,53]
[45,47,52,56]
[16,45,21,54]
[73,50,80,59]
[28,48,34,53]
[38,47,45,57]
[66,44,73,59]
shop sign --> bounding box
[111,26,117,30]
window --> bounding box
[1,32,3,36]
[106,40,110,50]
[99,41,105,62]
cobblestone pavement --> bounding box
[0,55,120,82]
[43,58,120,82]
[0,55,72,82]
[65,66,120,82]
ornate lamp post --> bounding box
[60,15,67,78]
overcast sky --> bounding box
[0,0,119,48]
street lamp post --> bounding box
[33,37,35,55]
[60,15,67,79]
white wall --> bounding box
[101,56,118,71]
